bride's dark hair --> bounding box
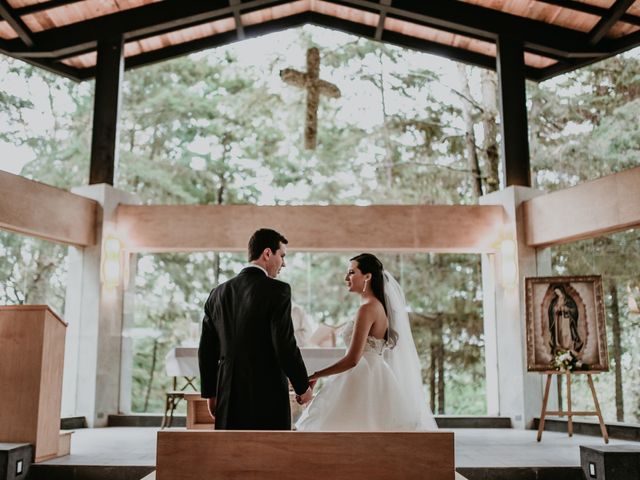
[350,253,398,347]
[350,253,386,312]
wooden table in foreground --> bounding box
[156,430,455,480]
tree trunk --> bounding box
[377,50,394,191]
[456,64,483,200]
[24,246,56,304]
[608,280,624,421]
[528,85,542,190]
[436,314,445,414]
[429,340,437,413]
[143,338,159,412]
[213,252,221,286]
[429,312,445,413]
[480,70,500,193]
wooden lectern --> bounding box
[0,305,67,461]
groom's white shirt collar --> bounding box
[245,264,268,276]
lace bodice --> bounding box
[340,321,387,355]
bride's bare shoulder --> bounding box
[356,299,386,319]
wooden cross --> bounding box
[280,47,341,149]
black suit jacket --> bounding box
[198,267,309,430]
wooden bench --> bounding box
[156,430,455,480]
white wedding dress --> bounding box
[296,272,438,431]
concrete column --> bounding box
[62,184,139,426]
[480,186,553,428]
[119,252,137,414]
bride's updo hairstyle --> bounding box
[350,253,398,348]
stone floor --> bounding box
[38,426,638,468]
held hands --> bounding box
[295,373,320,405]
[296,386,314,405]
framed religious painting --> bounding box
[525,276,609,372]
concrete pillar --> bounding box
[480,186,553,428]
[119,253,137,414]
[62,184,139,426]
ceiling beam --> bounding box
[6,0,289,59]
[332,0,610,60]
[229,0,245,40]
[0,40,82,80]
[535,27,640,82]
[0,0,34,46]
[120,13,373,75]
[588,0,636,45]
[374,0,391,41]
[524,166,640,247]
[7,0,611,62]
[536,0,640,27]
[0,170,97,247]
[74,12,545,81]
[116,203,506,253]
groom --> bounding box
[198,228,313,430]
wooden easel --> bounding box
[537,370,608,443]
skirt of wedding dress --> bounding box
[295,351,438,431]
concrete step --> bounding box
[28,465,155,480]
[457,466,582,480]
[108,414,185,428]
[107,414,511,429]
[533,417,640,441]
[61,417,87,430]
[436,416,512,429]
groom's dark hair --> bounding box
[248,228,288,261]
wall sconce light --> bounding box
[500,238,518,289]
[101,235,122,289]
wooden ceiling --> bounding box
[0,0,639,81]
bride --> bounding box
[296,253,438,431]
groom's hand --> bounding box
[296,386,313,405]
[207,397,217,420]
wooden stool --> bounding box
[537,370,608,443]
[161,376,197,429]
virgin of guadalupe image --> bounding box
[548,284,583,354]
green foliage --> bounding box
[1,26,639,420]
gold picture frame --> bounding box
[525,275,609,372]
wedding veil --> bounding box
[383,271,438,430]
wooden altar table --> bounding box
[156,430,455,480]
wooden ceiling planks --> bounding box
[462,0,639,37]
[59,2,555,71]
[125,16,236,57]
[241,0,309,27]
[464,0,600,32]
[2,0,639,80]
[15,0,160,33]
[61,15,237,68]
[311,0,379,28]
[0,20,17,39]
[9,1,51,7]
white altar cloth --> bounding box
[165,346,346,377]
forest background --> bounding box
[1,25,639,422]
